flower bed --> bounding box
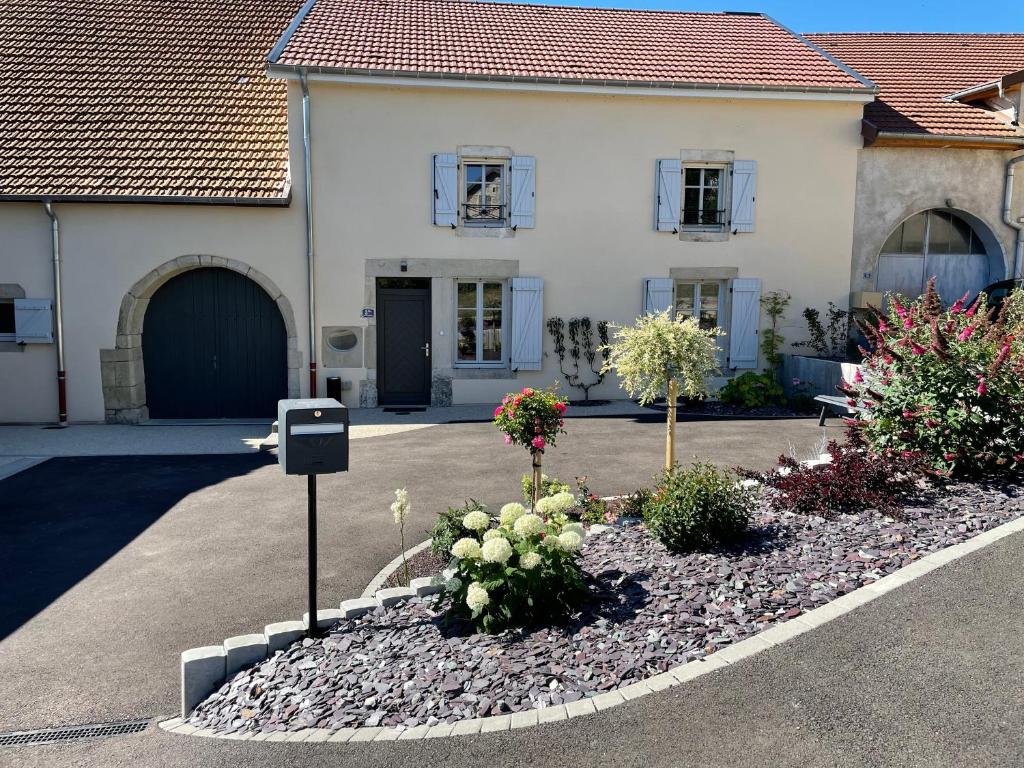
[186,477,1022,735]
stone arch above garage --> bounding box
[100,254,300,424]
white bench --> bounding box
[814,394,866,426]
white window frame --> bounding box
[674,279,726,330]
[0,298,16,342]
[681,163,729,232]
[461,159,509,228]
[454,279,508,368]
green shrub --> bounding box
[429,500,483,558]
[445,494,586,633]
[574,476,607,524]
[645,463,754,552]
[620,488,653,518]
[850,281,1024,476]
[717,372,784,409]
[521,473,572,505]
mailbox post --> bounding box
[278,398,349,638]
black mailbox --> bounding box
[278,398,349,475]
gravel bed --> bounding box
[188,479,1022,735]
[380,546,448,591]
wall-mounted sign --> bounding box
[361,307,374,319]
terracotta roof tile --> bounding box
[807,33,1024,139]
[0,0,303,201]
[273,0,872,92]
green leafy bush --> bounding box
[850,281,1024,476]
[429,500,483,558]
[444,494,586,633]
[645,463,754,552]
[620,488,653,518]
[718,372,784,409]
[574,476,608,524]
[521,473,572,505]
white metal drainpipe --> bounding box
[1005,153,1024,279]
[300,69,317,397]
[43,201,67,424]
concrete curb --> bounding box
[162,513,1024,743]
[360,539,433,598]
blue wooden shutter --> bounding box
[432,153,458,227]
[728,278,761,369]
[655,159,681,232]
[509,155,536,229]
[510,277,543,371]
[642,278,674,316]
[14,298,53,343]
[730,160,757,234]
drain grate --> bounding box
[0,719,150,747]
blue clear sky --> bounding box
[508,0,1023,33]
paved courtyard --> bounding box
[2,415,1023,767]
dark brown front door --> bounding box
[376,279,431,406]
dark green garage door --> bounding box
[143,268,287,419]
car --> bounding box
[979,279,1023,314]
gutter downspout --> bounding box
[43,201,67,424]
[300,69,317,397]
[1004,153,1024,278]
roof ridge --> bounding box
[806,31,1024,37]
[350,0,762,18]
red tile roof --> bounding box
[271,0,874,93]
[808,33,1024,140]
[0,0,303,202]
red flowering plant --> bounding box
[847,279,1024,477]
[493,386,569,508]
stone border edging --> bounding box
[160,512,1024,744]
[361,539,434,598]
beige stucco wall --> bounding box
[305,81,866,404]
[850,146,1023,296]
[0,200,305,423]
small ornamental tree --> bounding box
[546,317,610,403]
[847,280,1024,476]
[493,386,568,508]
[601,311,722,471]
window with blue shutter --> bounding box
[509,155,535,229]
[642,278,674,316]
[730,160,757,233]
[14,298,54,344]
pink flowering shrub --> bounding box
[848,280,1024,476]
[493,386,568,455]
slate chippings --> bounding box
[188,479,1022,735]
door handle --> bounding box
[422,342,430,358]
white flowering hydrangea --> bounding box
[513,513,545,538]
[561,522,585,538]
[462,509,491,532]
[451,537,482,560]
[499,502,527,526]
[481,537,513,564]
[542,534,562,550]
[557,530,583,552]
[540,491,577,516]
[482,528,504,541]
[466,582,490,613]
[519,551,542,570]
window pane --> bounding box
[699,282,720,330]
[457,282,477,308]
[683,188,700,222]
[457,309,477,361]
[466,183,482,206]
[465,165,482,183]
[482,310,502,361]
[0,301,14,334]
[702,187,719,222]
[704,168,721,187]
[675,282,697,318]
[927,211,952,255]
[880,223,904,254]
[901,213,926,254]
[969,229,987,255]
[482,283,502,309]
[947,214,972,254]
[684,168,701,186]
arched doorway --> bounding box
[142,267,287,419]
[876,209,1003,303]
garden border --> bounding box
[159,512,1024,743]
[361,539,434,598]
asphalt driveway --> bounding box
[9,415,1022,767]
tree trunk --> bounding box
[531,450,543,509]
[665,378,678,472]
